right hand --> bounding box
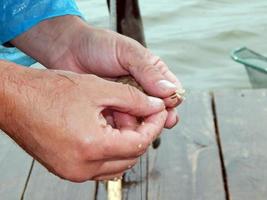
[1,67,167,182]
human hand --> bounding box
[12,16,183,128]
[0,63,167,182]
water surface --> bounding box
[77,0,267,90]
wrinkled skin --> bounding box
[6,15,184,181]
[0,63,167,182]
[12,16,183,129]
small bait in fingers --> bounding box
[116,76,185,149]
[170,88,186,101]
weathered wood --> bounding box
[122,155,147,200]
[96,182,108,200]
[23,161,96,200]
[0,131,33,200]
[147,92,225,200]
[214,89,267,200]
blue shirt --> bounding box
[0,0,83,66]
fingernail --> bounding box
[148,96,164,107]
[156,80,177,90]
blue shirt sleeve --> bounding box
[0,0,83,67]
[0,0,83,44]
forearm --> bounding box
[0,59,70,155]
[11,15,86,69]
[0,60,47,141]
[0,60,27,135]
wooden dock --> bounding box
[1,89,267,200]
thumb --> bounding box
[131,63,178,98]
[98,80,165,117]
[117,38,179,98]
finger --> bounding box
[96,128,148,160]
[156,60,182,88]
[102,109,139,130]
[116,35,184,99]
[136,110,168,145]
[130,62,178,98]
[94,110,167,160]
[164,94,182,108]
[117,75,182,109]
[102,109,115,127]
[97,79,165,117]
[164,108,179,129]
[132,61,184,108]
[157,61,184,107]
[93,172,124,181]
[91,158,137,179]
[113,111,139,130]
[116,40,177,97]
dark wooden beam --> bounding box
[107,0,146,46]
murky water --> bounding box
[77,0,267,90]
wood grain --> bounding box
[96,182,108,200]
[147,92,225,200]
[0,131,33,200]
[23,161,96,200]
[214,89,267,200]
[122,155,147,200]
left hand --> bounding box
[12,15,183,128]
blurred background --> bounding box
[76,0,267,90]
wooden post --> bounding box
[106,1,158,199]
[107,180,122,200]
[107,0,146,46]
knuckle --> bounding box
[140,64,160,75]
[124,43,151,67]
[75,135,96,160]
[126,84,139,97]
[157,61,169,75]
[152,55,161,63]
[125,85,143,108]
[125,39,143,53]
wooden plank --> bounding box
[214,89,267,200]
[96,181,108,200]
[0,131,33,200]
[23,161,96,200]
[147,92,225,200]
[122,155,147,200]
